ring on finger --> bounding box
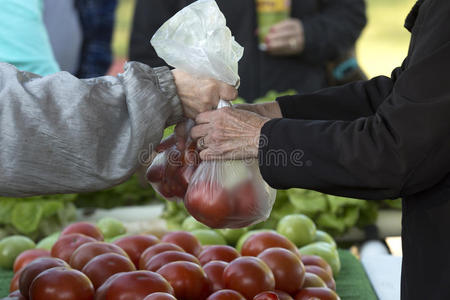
[197,136,207,150]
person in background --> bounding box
[129,0,366,102]
[190,0,450,299]
[43,0,118,78]
[0,0,59,76]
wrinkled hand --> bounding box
[172,69,238,119]
[190,107,270,160]
[234,101,282,119]
[265,18,305,56]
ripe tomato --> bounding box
[161,231,202,257]
[29,267,94,300]
[69,241,129,270]
[254,291,294,300]
[241,232,298,257]
[9,269,22,292]
[143,293,177,300]
[13,249,50,273]
[294,287,340,300]
[304,266,336,291]
[184,181,234,228]
[232,180,258,217]
[51,233,97,262]
[147,161,166,182]
[301,255,333,278]
[81,253,135,289]
[202,260,228,292]
[257,248,306,294]
[113,235,160,268]
[19,257,69,298]
[302,273,327,289]
[96,271,174,300]
[139,243,185,270]
[61,222,104,241]
[157,261,210,300]
[223,256,275,299]
[206,290,246,300]
[144,251,200,272]
[198,245,240,265]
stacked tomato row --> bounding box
[7,222,340,300]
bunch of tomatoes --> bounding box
[7,221,340,300]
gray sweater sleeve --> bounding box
[0,61,184,197]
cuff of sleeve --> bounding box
[276,94,321,120]
[258,118,284,189]
[154,67,184,126]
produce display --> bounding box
[3,219,341,300]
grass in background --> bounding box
[112,0,416,78]
[357,0,416,77]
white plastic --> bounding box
[151,0,276,228]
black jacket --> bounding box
[129,0,366,101]
[260,0,450,298]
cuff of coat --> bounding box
[258,118,284,189]
[153,67,184,126]
[277,94,320,120]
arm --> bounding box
[76,0,118,78]
[259,38,450,200]
[300,0,367,63]
[129,0,184,67]
[0,62,181,197]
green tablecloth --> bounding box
[0,250,377,299]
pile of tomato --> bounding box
[7,222,340,300]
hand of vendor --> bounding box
[172,69,238,119]
[265,18,305,56]
[191,107,270,160]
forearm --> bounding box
[0,62,183,197]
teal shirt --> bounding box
[0,0,60,76]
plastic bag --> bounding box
[150,0,276,228]
[146,121,199,201]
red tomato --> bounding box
[304,266,336,291]
[301,255,333,278]
[232,180,258,216]
[96,271,174,300]
[69,241,129,270]
[253,291,294,300]
[144,251,200,272]
[184,181,234,228]
[29,267,94,300]
[51,233,97,262]
[19,257,69,298]
[143,293,177,300]
[203,260,228,292]
[81,253,136,289]
[147,162,166,183]
[13,249,50,273]
[157,261,210,300]
[198,245,240,265]
[241,232,298,257]
[207,290,246,300]
[294,287,340,300]
[61,222,104,241]
[257,248,306,294]
[113,235,160,268]
[223,256,276,299]
[302,273,327,289]
[161,231,202,257]
[139,242,185,270]
[9,269,22,293]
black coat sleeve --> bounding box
[129,0,186,67]
[259,0,450,200]
[298,0,367,63]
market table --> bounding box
[0,249,377,299]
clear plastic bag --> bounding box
[146,121,200,201]
[150,0,276,228]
